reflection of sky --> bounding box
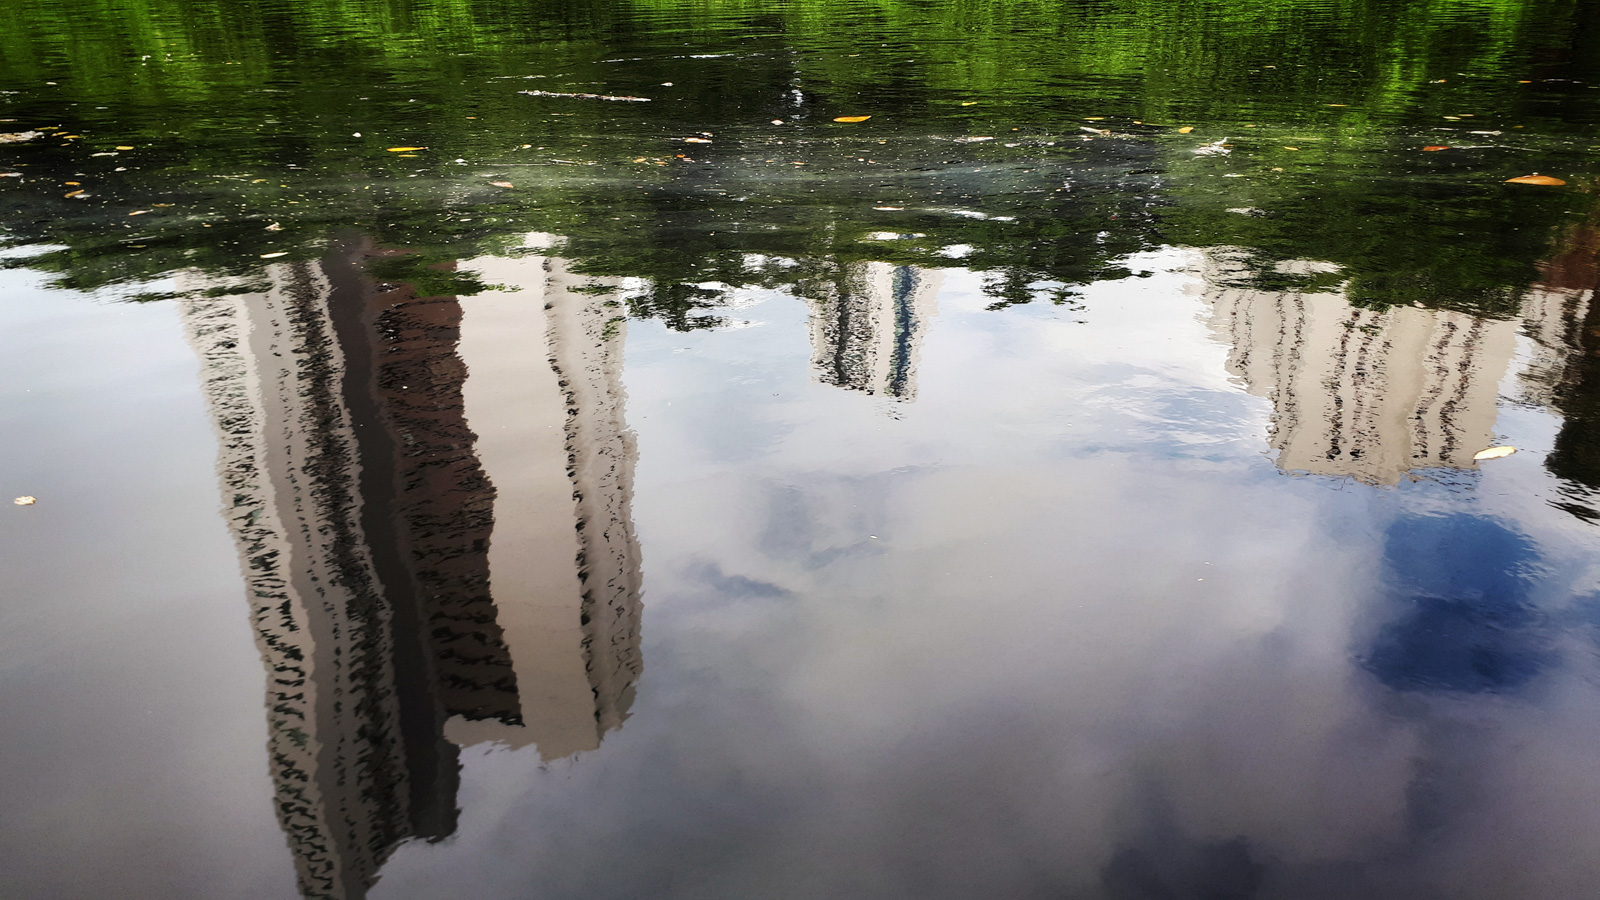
[373,253,1600,899]
[7,250,1600,899]
[1366,515,1553,695]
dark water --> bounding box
[5,1,1600,898]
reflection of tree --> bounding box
[180,237,643,898]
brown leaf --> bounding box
[1422,145,1450,151]
[1506,174,1566,186]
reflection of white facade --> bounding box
[807,263,943,400]
[448,245,643,760]
[1200,252,1592,485]
[1199,253,1517,485]
[180,264,414,900]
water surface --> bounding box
[5,2,1600,898]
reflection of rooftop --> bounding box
[1199,251,1582,485]
[807,262,943,400]
[179,237,643,898]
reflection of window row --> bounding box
[1200,251,1589,485]
[180,238,641,900]
[807,262,942,400]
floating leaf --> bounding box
[260,251,288,259]
[1177,126,1194,133]
[13,496,35,506]
[128,210,148,216]
[682,137,712,143]
[960,101,978,106]
[386,146,427,152]
[63,189,84,197]
[1474,446,1517,460]
[1422,145,1450,151]
[1283,146,1299,150]
[833,115,871,123]
[489,181,514,188]
[1506,174,1566,186]
[115,145,133,150]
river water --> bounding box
[4,2,1600,898]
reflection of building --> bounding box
[179,237,641,899]
[1200,253,1520,485]
[807,263,942,399]
[446,247,643,759]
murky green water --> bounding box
[5,2,1600,898]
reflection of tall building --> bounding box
[1199,253,1519,485]
[445,247,643,759]
[807,262,942,399]
[179,237,642,899]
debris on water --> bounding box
[489,181,514,187]
[1506,174,1566,185]
[13,496,35,506]
[953,136,993,143]
[128,210,148,215]
[260,251,288,259]
[518,90,650,102]
[265,222,282,230]
[1474,446,1517,460]
[64,189,85,197]
[1423,145,1450,151]
[115,145,133,150]
[1178,126,1194,133]
[1193,138,1231,156]
[0,131,42,143]
[682,137,712,143]
[833,115,871,122]
[386,146,426,152]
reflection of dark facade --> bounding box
[180,239,642,899]
[807,262,942,400]
[1528,221,1600,518]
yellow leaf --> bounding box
[1473,446,1516,460]
[1178,126,1194,133]
[1284,146,1299,150]
[260,252,288,259]
[14,496,36,505]
[1084,117,1105,121]
[1506,174,1566,186]
[833,115,871,123]
[63,189,84,197]
[633,157,647,162]
[960,101,978,106]
[386,146,427,152]
[115,145,133,150]
[682,137,712,143]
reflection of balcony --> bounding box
[178,236,641,899]
[1199,252,1584,485]
[807,262,943,400]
